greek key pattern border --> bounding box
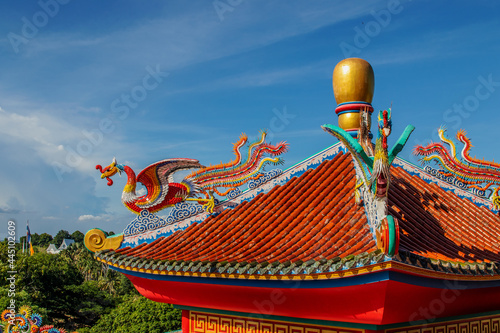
[188,311,364,333]
[386,315,500,333]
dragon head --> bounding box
[96,157,124,186]
[378,109,392,137]
[378,109,392,150]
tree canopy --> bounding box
[71,230,85,243]
[53,229,72,246]
[1,230,181,331]
[80,295,181,333]
[19,232,54,248]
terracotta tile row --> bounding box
[114,152,378,265]
[390,166,500,263]
[112,151,500,272]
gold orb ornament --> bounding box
[332,58,374,104]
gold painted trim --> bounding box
[189,310,366,333]
[96,256,500,282]
[385,311,500,333]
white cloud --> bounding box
[42,216,61,220]
[0,107,135,178]
[78,214,109,222]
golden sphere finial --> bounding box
[332,58,375,135]
[332,58,374,104]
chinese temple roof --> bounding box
[85,58,500,325]
[390,165,500,265]
[93,145,500,280]
[97,151,376,271]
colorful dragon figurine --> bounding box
[322,109,414,256]
[414,126,500,208]
[322,109,414,199]
[97,130,288,214]
[1,306,72,333]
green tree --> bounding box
[71,230,84,243]
[65,280,116,329]
[53,229,71,246]
[16,252,83,317]
[86,295,181,333]
[20,232,53,248]
[37,232,54,247]
[14,252,115,331]
[59,243,138,297]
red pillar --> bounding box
[182,309,190,333]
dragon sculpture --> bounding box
[414,126,500,208]
[322,109,414,200]
[322,109,414,256]
[96,130,288,214]
[1,306,71,333]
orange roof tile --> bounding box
[98,148,500,277]
[112,152,376,265]
[390,166,500,263]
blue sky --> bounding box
[1,0,499,239]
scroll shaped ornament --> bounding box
[84,228,124,253]
[322,109,414,256]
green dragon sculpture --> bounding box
[322,109,414,256]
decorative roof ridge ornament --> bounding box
[321,58,414,257]
[85,228,124,252]
[414,126,500,210]
[95,130,288,215]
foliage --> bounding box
[71,230,85,243]
[19,232,54,248]
[0,230,177,332]
[18,252,116,329]
[53,229,72,246]
[0,239,8,264]
[60,242,138,297]
[84,294,181,333]
[37,232,55,247]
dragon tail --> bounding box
[185,131,288,195]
